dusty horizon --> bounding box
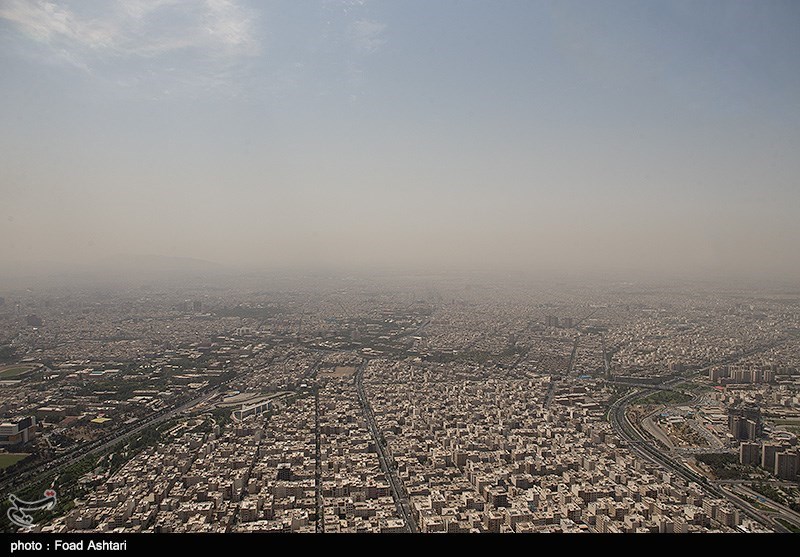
[2,2,798,283]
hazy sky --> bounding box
[1,0,799,278]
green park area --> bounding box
[639,389,693,405]
[0,453,29,470]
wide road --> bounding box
[719,483,800,533]
[313,386,323,533]
[355,359,417,532]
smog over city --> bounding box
[1,0,799,541]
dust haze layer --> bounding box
[1,1,798,283]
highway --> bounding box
[640,412,675,451]
[354,359,417,532]
[566,335,579,376]
[716,481,800,531]
[608,387,789,532]
[719,483,800,533]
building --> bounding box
[0,416,37,446]
[774,452,799,480]
[739,442,761,466]
[710,366,775,385]
[728,406,761,441]
[762,443,782,472]
[483,510,504,533]
[716,506,738,527]
[233,399,273,421]
[729,416,757,441]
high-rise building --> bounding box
[739,442,761,466]
[712,366,773,385]
[762,443,782,472]
[729,415,758,441]
[669,362,685,373]
[774,452,799,480]
[732,369,751,383]
[745,419,758,441]
[728,405,761,440]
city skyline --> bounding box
[1,274,799,533]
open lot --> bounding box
[320,366,357,378]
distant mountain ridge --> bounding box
[99,254,226,274]
[0,254,230,286]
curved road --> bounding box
[608,387,788,532]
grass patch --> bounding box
[0,364,35,379]
[750,482,788,506]
[695,453,754,480]
[639,390,693,405]
[736,491,777,512]
[677,381,709,393]
[209,407,233,430]
[0,453,28,470]
[776,518,800,533]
